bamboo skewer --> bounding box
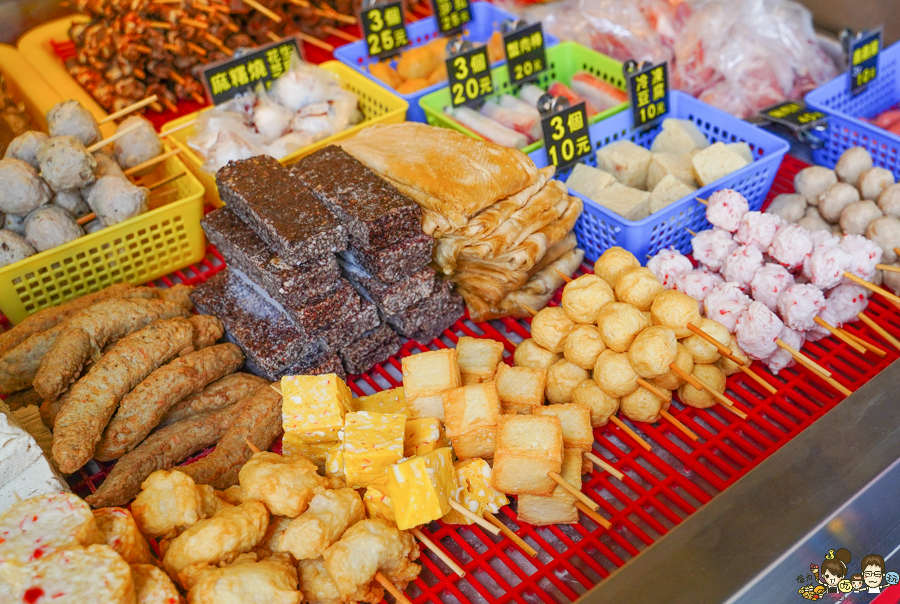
[609,416,652,451]
[693,375,748,419]
[150,20,173,29]
[695,197,707,205]
[814,317,866,354]
[162,97,178,112]
[86,121,143,153]
[843,272,900,305]
[162,118,198,137]
[135,44,153,54]
[242,0,283,22]
[182,17,210,28]
[585,452,625,481]
[791,354,852,396]
[447,500,501,535]
[124,149,181,175]
[840,328,887,357]
[410,528,465,577]
[375,572,411,604]
[483,512,538,557]
[895,247,900,258]
[294,31,336,52]
[548,472,599,511]
[168,70,186,85]
[99,95,160,123]
[659,409,699,441]
[635,378,671,402]
[686,323,745,365]
[776,339,832,378]
[187,41,208,56]
[312,4,356,23]
[288,0,311,6]
[740,365,778,395]
[575,502,612,529]
[150,101,163,113]
[205,32,233,56]
[670,364,703,390]
[877,264,900,273]
[323,25,359,42]
[686,228,697,236]
[243,437,261,453]
[858,312,900,351]
[145,171,186,190]
[76,213,95,226]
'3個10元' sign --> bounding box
[541,102,591,170]
[201,36,302,105]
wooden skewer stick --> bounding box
[163,43,182,54]
[776,339,832,378]
[162,97,178,112]
[299,32,336,51]
[548,472,599,511]
[692,375,747,419]
[99,95,159,123]
[483,512,538,557]
[168,70,186,85]
[791,354,852,397]
[289,0,311,6]
[842,325,888,357]
[575,502,612,529]
[86,121,143,153]
[243,436,262,453]
[266,31,281,42]
[313,5,356,23]
[323,25,359,42]
[270,382,283,395]
[585,452,625,481]
[187,42,208,56]
[410,528,465,577]
[150,101,164,113]
[447,500,501,535]
[659,409,699,441]
[145,171,186,190]
[610,416,652,451]
[858,312,900,351]
[374,572,411,604]
[843,272,900,305]
[813,317,866,354]
[686,323,745,365]
[124,149,181,176]
[149,20,174,29]
[686,228,697,236]
[135,44,153,54]
[182,17,210,28]
[669,364,703,391]
[740,365,778,395]
[555,268,573,283]
[162,118,198,137]
[877,264,900,273]
[76,213,95,226]
[895,247,900,258]
[636,378,672,402]
[695,197,707,206]
[205,32,233,56]
[242,0,283,22]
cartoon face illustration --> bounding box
[852,579,864,590]
[864,565,884,588]
[822,569,841,586]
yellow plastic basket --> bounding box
[162,60,409,207]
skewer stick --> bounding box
[149,186,180,198]
[187,42,208,56]
[554,268,573,283]
[670,364,703,391]
[792,354,852,397]
[575,502,612,529]
[877,264,900,273]
[858,312,900,352]
[636,378,672,402]
[610,416,652,451]
[695,197,707,206]
[205,32,233,56]
[410,528,465,577]
[150,101,164,113]
[270,382,283,395]
[659,409,699,441]
[375,572,411,604]
[692,375,747,419]
[182,17,210,28]
[483,512,538,557]
[686,228,697,236]
[548,472,599,511]
[242,0,283,22]
[895,248,900,258]
[313,5,356,23]
[323,25,359,42]
[135,44,153,54]
[99,95,159,123]
[168,70,186,85]
[289,0,311,6]
[447,500,501,535]
[163,43,182,54]
[162,118,198,137]
[149,20,173,29]
[243,437,261,453]
[716,400,748,419]
[298,31,336,51]
[686,323,744,365]
[843,272,900,305]
[124,149,181,175]
[740,365,778,395]
[776,339,831,378]
[76,213,95,226]
[840,328,887,357]
[86,121,143,153]
[585,452,625,481]
[162,97,178,112]
[813,317,866,354]
[266,31,281,42]
[145,171,186,190]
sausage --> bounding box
[158,372,268,428]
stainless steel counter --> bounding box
[578,360,900,604]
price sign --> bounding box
[541,102,591,170]
[627,62,669,129]
[849,29,881,95]
[202,37,302,105]
[760,100,827,129]
[361,0,409,59]
[431,0,471,35]
[503,23,547,85]
[447,46,493,108]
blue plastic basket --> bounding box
[333,2,557,122]
[805,40,900,177]
[528,91,790,263]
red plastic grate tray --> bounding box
[4,155,900,604]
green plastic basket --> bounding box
[419,41,628,153]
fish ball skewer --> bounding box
[598,302,649,352]
[691,228,738,272]
[593,246,640,288]
[5,131,48,169]
[47,100,101,146]
[734,211,783,251]
[0,158,51,214]
[37,136,97,191]
[560,274,614,324]
[674,269,723,314]
[113,116,163,172]
[627,326,678,379]
[615,267,665,311]
[705,189,749,232]
[647,248,692,288]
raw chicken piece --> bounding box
[840,233,883,280]
[37,135,97,191]
[201,130,264,174]
[0,228,35,267]
[24,205,84,252]
[647,247,693,288]
[448,106,528,149]
[733,210,783,250]
[85,175,148,226]
[704,281,752,333]
[674,268,723,313]
[764,326,804,374]
[47,99,101,146]
[113,115,163,171]
[0,157,52,214]
[690,227,738,271]
[750,263,794,312]
[768,224,813,270]
[722,244,763,290]
[735,301,784,360]
[5,130,49,168]
[802,244,851,289]
[279,488,365,560]
[706,189,749,232]
[253,93,294,143]
[776,283,825,331]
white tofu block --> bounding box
[692,142,750,187]
[646,152,696,190]
[0,461,68,513]
[650,118,711,154]
[727,142,754,163]
[0,403,43,484]
[650,174,696,214]
[594,182,651,221]
[595,140,652,189]
[566,163,616,200]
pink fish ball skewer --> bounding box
[675,269,723,313]
[704,282,753,334]
[769,224,813,270]
[776,284,826,332]
[699,189,749,232]
[647,248,693,289]
[734,211,784,251]
[750,264,794,312]
[722,245,764,291]
[764,326,806,375]
[691,228,738,272]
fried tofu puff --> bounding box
[163,502,269,588]
[187,553,301,604]
[132,563,182,604]
[322,519,420,601]
[132,470,206,539]
[238,452,335,518]
[298,558,382,604]
[254,517,293,559]
[93,507,154,565]
[279,488,365,561]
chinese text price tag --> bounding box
[760,100,826,129]
[202,37,301,105]
[361,1,409,59]
[447,47,493,108]
[431,0,471,35]
[541,102,591,170]
[628,62,668,129]
[503,22,547,85]
[849,29,881,95]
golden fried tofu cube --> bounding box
[491,415,563,496]
[352,387,410,417]
[533,404,594,451]
[517,449,583,525]
[443,459,509,525]
[401,349,461,420]
[456,336,505,385]
[324,441,345,480]
[281,374,351,443]
[281,438,336,470]
[403,417,448,457]
[362,486,396,524]
[495,363,546,415]
[342,411,406,488]
[442,381,500,459]
[386,447,457,530]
